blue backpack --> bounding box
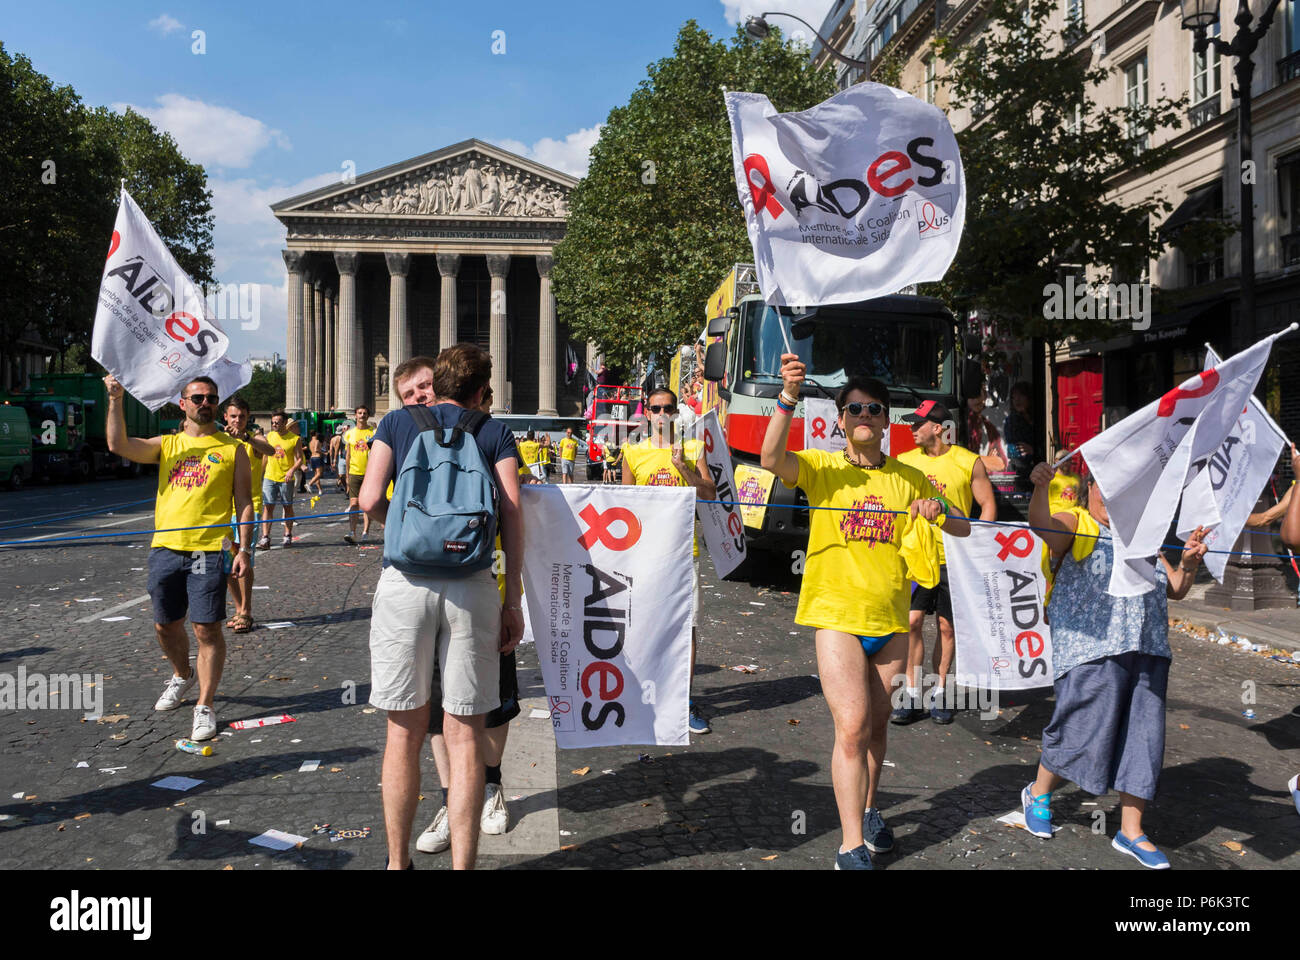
[384,405,498,576]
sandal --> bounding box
[230,614,254,634]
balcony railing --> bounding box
[1189,97,1221,128]
[1280,50,1300,85]
[1283,232,1300,267]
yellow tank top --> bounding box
[896,444,978,564]
[154,430,243,552]
[231,436,265,515]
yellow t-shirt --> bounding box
[154,431,244,552]
[518,440,539,465]
[896,444,978,564]
[1049,471,1083,514]
[623,437,705,557]
[785,449,940,637]
[264,431,300,483]
[560,437,578,462]
[231,436,265,516]
[344,426,375,476]
[539,443,552,465]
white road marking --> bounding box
[75,594,151,623]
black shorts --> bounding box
[910,566,953,621]
[147,547,227,625]
[428,650,520,733]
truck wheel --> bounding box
[74,456,92,483]
[8,467,22,492]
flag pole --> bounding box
[1051,447,1080,471]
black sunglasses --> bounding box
[844,401,885,417]
[185,394,219,405]
[647,404,676,414]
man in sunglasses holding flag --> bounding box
[622,386,716,735]
[761,355,971,870]
[104,373,254,742]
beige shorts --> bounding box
[368,565,502,715]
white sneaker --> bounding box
[481,783,510,835]
[416,805,451,854]
[154,671,196,712]
[192,704,217,741]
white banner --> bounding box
[725,85,965,307]
[1177,346,1288,581]
[691,410,747,579]
[1080,331,1282,595]
[946,523,1053,690]
[92,187,250,412]
[520,485,693,748]
[802,396,890,456]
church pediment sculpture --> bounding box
[318,155,570,219]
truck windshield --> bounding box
[745,303,951,394]
[22,401,65,427]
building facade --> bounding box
[272,139,589,417]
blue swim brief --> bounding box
[857,633,894,656]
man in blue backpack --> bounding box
[359,343,525,870]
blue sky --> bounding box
[6,0,833,361]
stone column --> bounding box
[485,254,510,414]
[301,266,316,413]
[334,252,361,412]
[436,253,460,351]
[282,250,305,410]
[536,254,558,417]
[330,290,340,407]
[385,252,412,410]
[312,279,325,410]
[323,288,335,411]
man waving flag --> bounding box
[1079,325,1296,595]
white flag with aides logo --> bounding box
[1175,345,1288,582]
[688,410,748,579]
[945,523,1054,691]
[520,484,693,748]
[725,85,964,306]
[92,187,250,412]
[803,396,891,456]
[1079,328,1291,595]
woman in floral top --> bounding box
[1019,460,1208,869]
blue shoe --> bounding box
[1111,832,1170,869]
[834,843,873,870]
[688,702,711,735]
[1021,782,1053,838]
[863,807,894,854]
[930,705,954,724]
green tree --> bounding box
[0,44,214,375]
[932,0,1234,448]
[236,366,286,412]
[553,22,834,369]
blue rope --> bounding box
[0,497,156,531]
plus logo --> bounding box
[577,503,642,551]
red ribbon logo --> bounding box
[995,529,1035,561]
[1157,369,1220,417]
[743,154,784,220]
[811,417,827,439]
[577,503,642,551]
[106,230,120,261]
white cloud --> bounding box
[496,125,603,178]
[720,0,838,45]
[112,94,291,169]
[148,13,184,35]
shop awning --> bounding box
[1159,181,1222,236]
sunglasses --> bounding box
[185,394,219,405]
[647,404,676,414]
[844,401,885,418]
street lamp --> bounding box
[745,12,870,70]
[1179,0,1290,346]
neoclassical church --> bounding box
[272,139,592,416]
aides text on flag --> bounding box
[725,85,965,307]
[92,187,250,412]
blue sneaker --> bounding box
[834,843,873,870]
[1111,832,1170,869]
[863,807,894,854]
[1021,781,1053,838]
[688,702,711,735]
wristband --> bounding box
[775,396,796,415]
[779,392,800,407]
[932,496,951,515]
